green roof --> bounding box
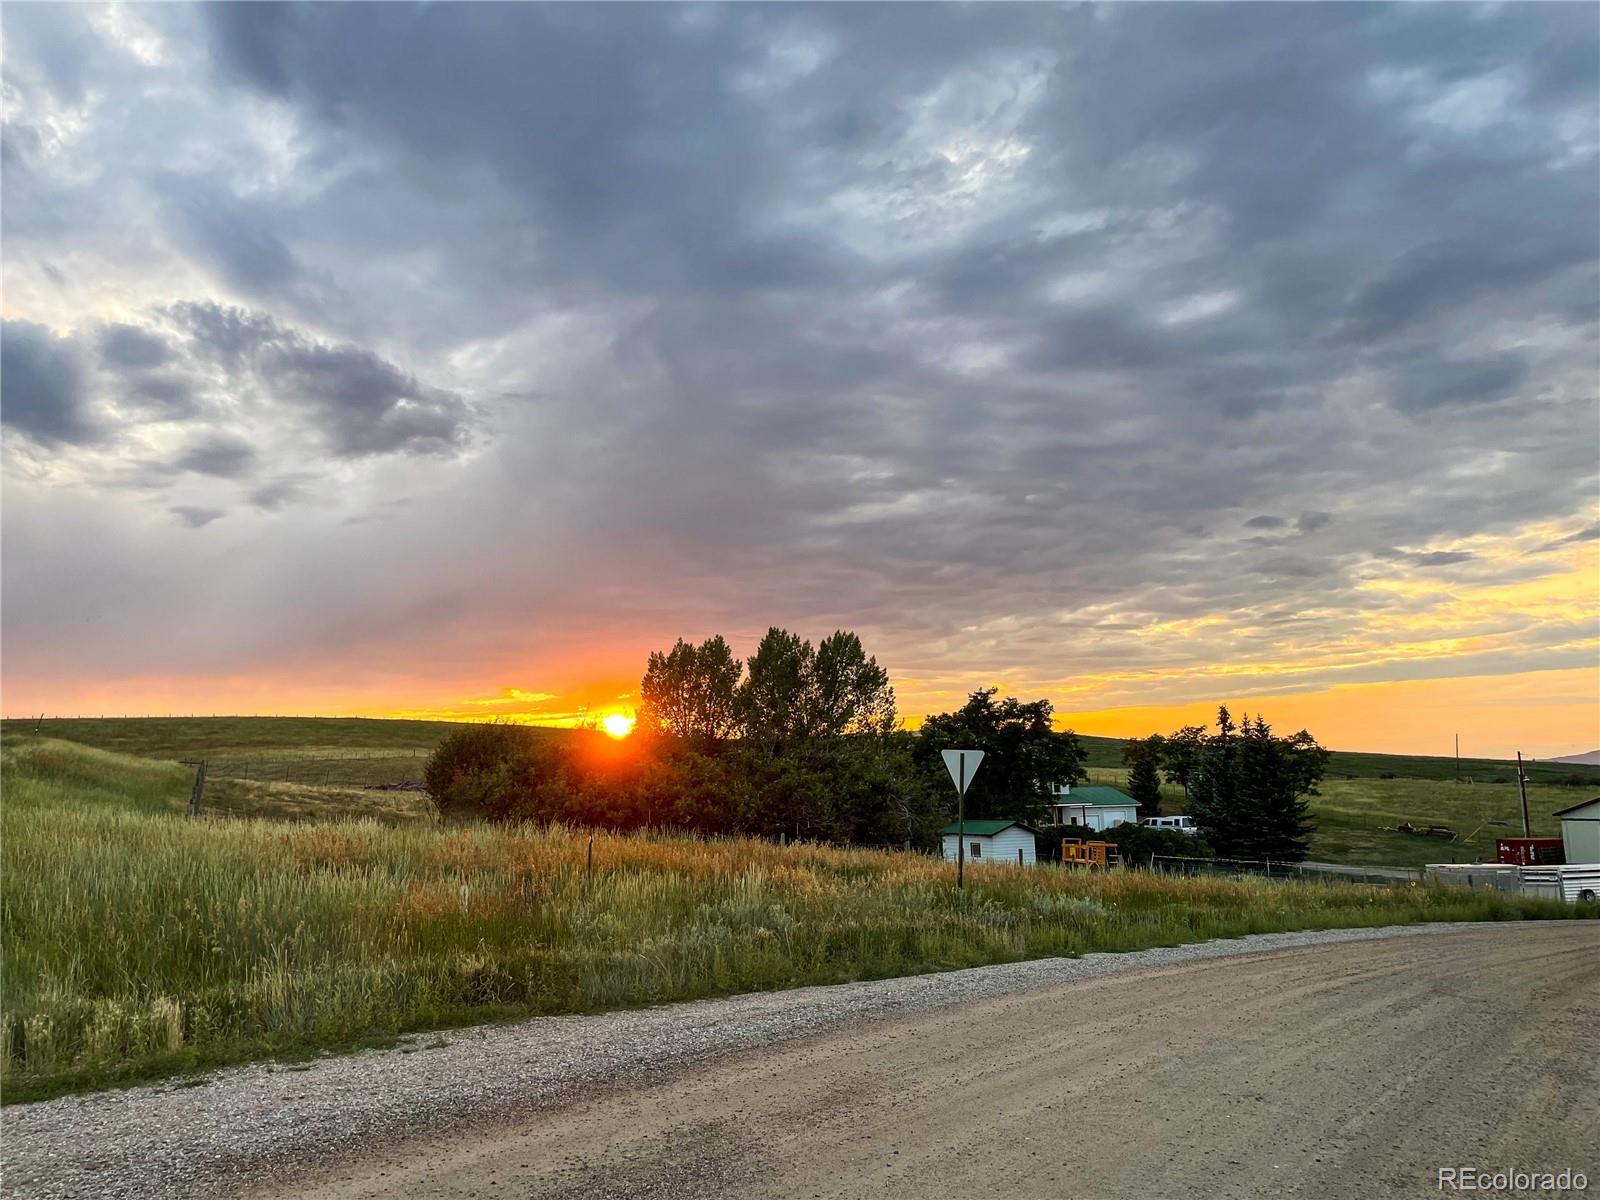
[1055,786,1137,807]
[939,819,1037,836]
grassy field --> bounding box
[3,736,1590,1103]
[0,715,469,759]
[1079,729,1599,786]
[1081,767,1577,867]
[8,716,1596,864]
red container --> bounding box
[1495,837,1565,866]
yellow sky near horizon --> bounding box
[13,664,1592,762]
[6,531,1594,761]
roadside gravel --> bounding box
[2,921,1588,1200]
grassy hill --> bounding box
[6,716,1596,867]
[0,715,471,759]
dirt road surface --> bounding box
[252,923,1596,1200]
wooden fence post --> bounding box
[186,760,207,818]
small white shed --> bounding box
[940,819,1038,867]
[1553,797,1600,865]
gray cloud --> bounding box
[0,3,1595,724]
[173,433,257,479]
[170,505,225,528]
[1550,523,1599,546]
[1,320,99,446]
[247,477,311,512]
[97,323,174,370]
[171,302,472,458]
[1396,353,1531,413]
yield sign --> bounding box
[941,749,984,796]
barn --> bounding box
[1552,798,1600,865]
[940,819,1039,867]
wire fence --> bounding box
[202,753,429,790]
[1151,855,1422,886]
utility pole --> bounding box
[1516,751,1530,838]
[1454,734,1460,782]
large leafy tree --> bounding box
[1187,707,1327,861]
[738,626,898,746]
[636,635,743,743]
[1122,734,1165,820]
[738,627,816,749]
[809,630,897,736]
[916,688,1087,822]
[1160,725,1207,798]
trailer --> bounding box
[1426,862,1599,904]
[1494,837,1565,867]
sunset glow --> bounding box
[2,5,1596,764]
[601,714,636,740]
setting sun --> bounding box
[601,713,636,739]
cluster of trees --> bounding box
[427,627,1086,849]
[426,630,1326,862]
[1119,708,1328,861]
[636,630,896,747]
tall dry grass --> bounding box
[2,737,1588,1102]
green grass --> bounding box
[12,717,1596,867]
[3,737,1590,1104]
[0,716,475,759]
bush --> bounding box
[424,723,539,821]
[1099,822,1215,865]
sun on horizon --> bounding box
[601,713,636,739]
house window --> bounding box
[970,842,982,858]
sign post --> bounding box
[941,749,985,890]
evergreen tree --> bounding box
[1187,708,1326,861]
[1122,734,1165,820]
[1187,707,1242,855]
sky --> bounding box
[2,3,1597,759]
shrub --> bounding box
[424,723,538,821]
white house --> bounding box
[940,819,1038,866]
[1044,784,1140,831]
[1553,797,1600,865]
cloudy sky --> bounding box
[3,3,1596,756]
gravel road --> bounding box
[5,921,1596,1200]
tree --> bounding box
[424,722,538,822]
[1187,707,1326,861]
[1161,725,1207,798]
[1237,716,1326,861]
[1122,734,1164,820]
[916,688,1087,822]
[809,630,897,736]
[738,627,815,749]
[637,635,743,743]
[1187,708,1242,855]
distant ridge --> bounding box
[1550,750,1600,766]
